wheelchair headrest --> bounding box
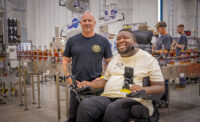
[133,30,153,44]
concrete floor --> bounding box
[0,80,200,122]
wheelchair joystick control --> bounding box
[121,67,134,94]
[121,67,148,98]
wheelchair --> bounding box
[69,75,164,122]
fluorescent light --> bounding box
[158,0,160,21]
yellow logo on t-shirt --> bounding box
[92,45,101,53]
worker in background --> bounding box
[152,21,172,55]
[62,11,112,122]
[138,23,149,31]
[76,29,164,122]
[172,24,188,56]
[152,21,172,106]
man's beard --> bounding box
[117,46,134,54]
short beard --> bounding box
[117,46,134,55]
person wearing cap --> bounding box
[152,21,172,55]
[152,21,172,105]
[172,24,188,56]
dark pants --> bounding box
[161,79,168,102]
[67,90,79,122]
[76,96,148,122]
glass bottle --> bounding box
[30,45,33,60]
[180,49,185,64]
[48,46,52,62]
[54,48,59,62]
[38,46,43,61]
[43,46,48,61]
[33,46,37,60]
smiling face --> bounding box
[80,12,96,34]
[116,30,136,55]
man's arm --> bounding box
[92,57,112,82]
[153,37,172,55]
[90,79,107,88]
[153,49,168,54]
[176,36,187,49]
[104,57,112,64]
[63,56,72,84]
[102,57,112,74]
[130,81,165,95]
[145,81,164,94]
[176,43,185,49]
[78,79,107,89]
[130,57,165,95]
[154,36,172,54]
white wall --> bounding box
[7,0,27,40]
[89,0,99,33]
[198,0,200,37]
[163,0,200,37]
[127,0,158,29]
[93,0,158,35]
[27,0,71,48]
[106,0,130,35]
[26,0,199,48]
[7,0,27,25]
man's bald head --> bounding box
[81,11,95,21]
[80,11,96,36]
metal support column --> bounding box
[37,74,41,108]
[31,74,36,104]
[167,0,175,37]
[194,0,199,38]
[65,77,69,119]
[18,66,24,106]
[56,73,61,120]
[23,68,29,110]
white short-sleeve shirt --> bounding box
[101,49,164,116]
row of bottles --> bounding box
[18,46,64,62]
[152,48,199,65]
[178,48,199,64]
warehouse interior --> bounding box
[0,0,200,122]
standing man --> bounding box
[153,21,172,55]
[62,11,112,122]
[172,24,188,56]
[152,21,172,104]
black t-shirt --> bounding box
[155,34,172,50]
[176,33,188,55]
[63,33,112,81]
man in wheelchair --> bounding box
[75,29,165,122]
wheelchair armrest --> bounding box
[127,90,148,98]
[86,87,104,95]
[127,90,163,101]
[146,93,164,101]
[77,86,91,94]
[142,76,164,101]
[76,86,104,95]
